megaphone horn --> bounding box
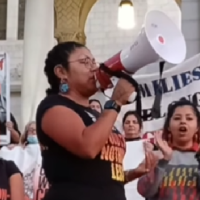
[95,10,186,90]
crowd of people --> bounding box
[0,41,200,200]
[0,119,37,200]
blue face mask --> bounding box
[27,135,38,144]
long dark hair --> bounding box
[163,100,200,144]
[44,42,85,95]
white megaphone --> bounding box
[95,10,186,90]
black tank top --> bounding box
[36,95,126,200]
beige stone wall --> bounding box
[2,0,199,128]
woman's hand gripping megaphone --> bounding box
[111,78,137,106]
[97,63,142,117]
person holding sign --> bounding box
[36,42,157,200]
[137,100,200,200]
[123,110,155,200]
[0,96,21,145]
[0,113,21,145]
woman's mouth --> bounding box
[179,126,187,132]
[128,127,135,131]
[178,126,188,136]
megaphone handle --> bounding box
[95,67,113,90]
[151,61,165,119]
[99,63,142,118]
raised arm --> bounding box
[124,143,159,184]
[137,132,172,198]
[40,79,135,159]
[6,160,24,200]
[137,159,168,197]
[42,106,118,159]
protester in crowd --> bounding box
[20,121,37,146]
[123,110,153,200]
[0,96,21,144]
[0,113,21,144]
[123,110,143,141]
[89,99,102,113]
[36,41,158,200]
[7,114,21,143]
[6,121,37,150]
[137,100,200,200]
[123,110,155,150]
[0,158,24,200]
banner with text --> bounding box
[114,53,200,136]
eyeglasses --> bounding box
[68,57,99,69]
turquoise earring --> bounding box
[59,83,69,93]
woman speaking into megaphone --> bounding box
[36,41,157,200]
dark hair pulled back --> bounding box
[122,110,142,129]
[44,41,85,95]
[89,99,103,111]
[163,100,200,143]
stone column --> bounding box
[21,0,54,128]
[6,0,19,39]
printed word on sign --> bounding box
[100,133,125,182]
[35,168,49,200]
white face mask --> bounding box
[27,135,38,144]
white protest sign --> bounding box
[123,140,145,200]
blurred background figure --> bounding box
[21,121,37,146]
[5,114,21,144]
[123,111,142,141]
[0,158,24,200]
[0,96,21,145]
[89,99,102,113]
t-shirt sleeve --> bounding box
[5,160,22,178]
[36,95,71,144]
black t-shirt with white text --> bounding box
[0,159,21,200]
[36,95,126,200]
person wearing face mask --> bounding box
[21,121,38,146]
